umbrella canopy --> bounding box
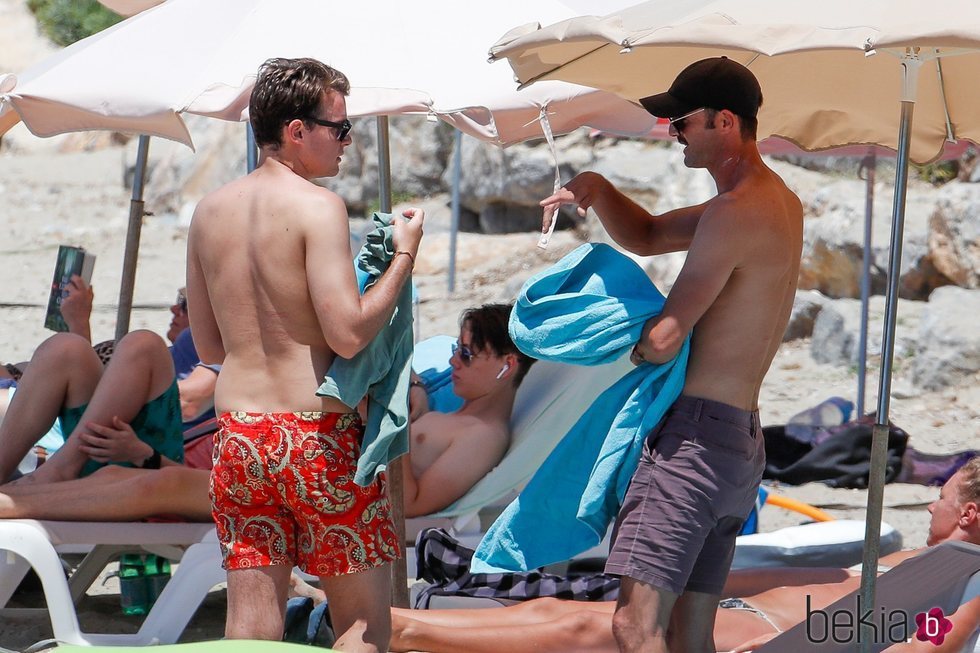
[490,0,980,163]
[1,0,656,148]
[490,4,980,650]
[0,0,657,341]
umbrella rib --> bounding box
[934,56,955,142]
[516,42,620,90]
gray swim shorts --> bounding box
[605,395,765,595]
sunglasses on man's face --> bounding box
[667,107,706,133]
[451,342,482,366]
[303,115,353,141]
[175,294,188,312]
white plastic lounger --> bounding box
[0,519,222,646]
[732,519,902,569]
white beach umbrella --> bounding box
[1,0,655,148]
[0,0,655,338]
[490,3,980,650]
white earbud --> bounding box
[496,363,511,380]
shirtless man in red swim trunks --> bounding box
[186,57,423,653]
[541,57,804,653]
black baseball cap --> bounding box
[639,57,762,120]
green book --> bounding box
[44,245,96,332]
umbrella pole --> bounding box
[246,122,258,173]
[448,130,463,293]
[857,82,916,653]
[114,134,151,342]
[856,152,876,418]
[376,115,409,609]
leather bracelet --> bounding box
[140,450,162,470]
[394,250,416,266]
[409,379,426,390]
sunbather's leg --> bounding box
[26,330,176,485]
[390,602,616,653]
[225,564,292,640]
[320,563,392,653]
[0,333,102,482]
[0,465,211,521]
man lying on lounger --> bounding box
[384,454,980,653]
[0,303,535,522]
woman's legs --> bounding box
[28,330,175,484]
[0,334,102,482]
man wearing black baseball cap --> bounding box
[540,57,803,653]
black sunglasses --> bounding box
[451,342,481,367]
[302,115,353,141]
[175,293,188,312]
[667,107,706,133]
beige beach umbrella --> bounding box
[0,0,655,338]
[490,3,980,650]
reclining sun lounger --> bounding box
[0,519,222,646]
[405,336,634,548]
[755,540,980,653]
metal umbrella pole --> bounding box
[246,122,258,173]
[856,54,919,653]
[856,151,876,418]
[448,130,463,293]
[375,115,409,609]
[114,134,151,341]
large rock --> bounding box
[796,177,942,300]
[810,296,923,367]
[912,286,980,390]
[144,115,454,220]
[927,183,980,289]
[330,116,454,215]
[447,129,595,233]
[784,290,829,341]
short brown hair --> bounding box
[957,455,980,505]
[249,57,350,149]
[461,303,536,387]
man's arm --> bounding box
[400,415,504,518]
[177,364,217,422]
[633,197,747,364]
[185,213,225,366]
[540,172,709,256]
[305,193,424,359]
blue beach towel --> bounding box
[472,243,689,573]
[317,213,414,486]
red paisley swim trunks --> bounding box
[210,411,400,577]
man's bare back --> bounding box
[189,163,346,413]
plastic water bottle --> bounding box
[118,554,149,616]
[143,554,172,607]
[785,396,854,442]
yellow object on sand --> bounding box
[765,493,835,522]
